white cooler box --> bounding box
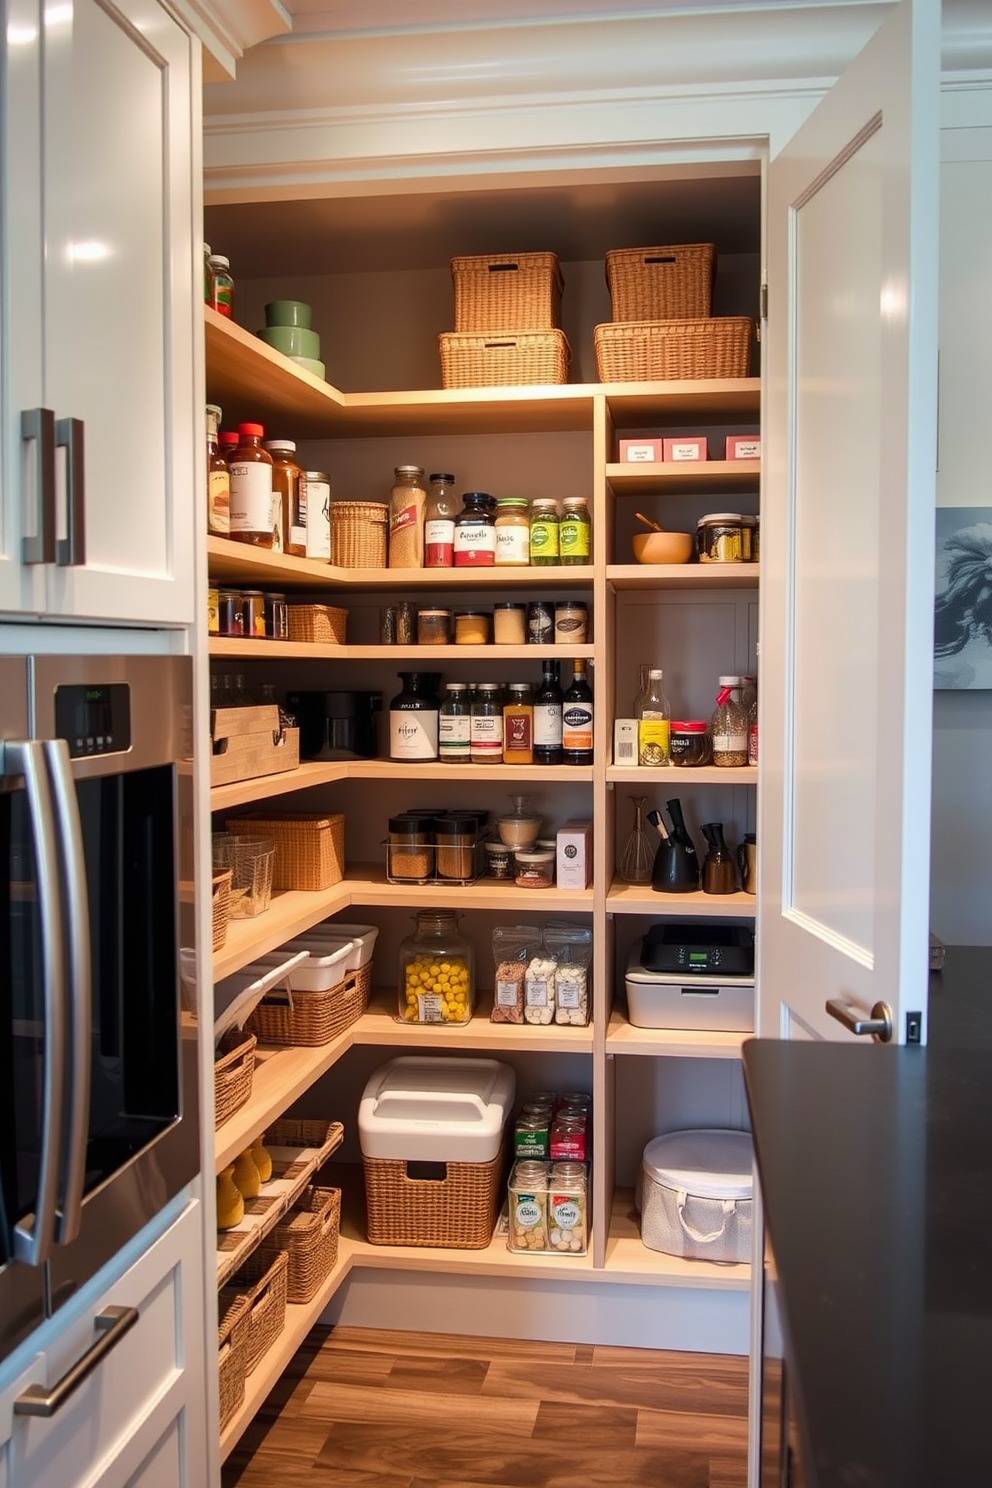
[640,1128,753,1264]
[359,1056,515,1249]
[626,949,754,1032]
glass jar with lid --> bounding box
[453,492,496,567]
[434,814,479,883]
[711,675,749,766]
[470,682,504,764]
[397,910,473,1024]
[559,496,591,564]
[424,472,457,567]
[386,814,434,884]
[670,721,712,767]
[494,498,530,565]
[508,1160,549,1252]
[548,1162,587,1253]
[205,404,230,536]
[228,423,274,547]
[389,465,427,568]
[264,439,305,557]
[529,499,560,565]
[439,682,471,764]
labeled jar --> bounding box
[547,1162,587,1254]
[527,600,554,645]
[302,472,331,560]
[514,1114,551,1160]
[470,682,504,764]
[389,465,427,568]
[208,254,233,317]
[217,589,244,636]
[484,840,515,879]
[493,603,526,645]
[228,423,275,547]
[455,610,489,645]
[670,720,712,767]
[711,676,749,766]
[554,600,588,645]
[263,592,288,641]
[424,472,457,567]
[386,815,434,884]
[494,498,530,565]
[398,910,473,1024]
[559,496,591,564]
[434,815,478,883]
[508,1161,549,1252]
[439,682,471,764]
[529,499,560,565]
[741,514,758,562]
[453,492,496,567]
[550,1114,588,1162]
[417,608,452,645]
[514,848,555,888]
[265,440,305,557]
[396,601,417,646]
[207,588,220,635]
[502,683,534,765]
[389,672,440,762]
[697,512,744,564]
[241,590,266,639]
[206,404,230,536]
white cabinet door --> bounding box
[1,0,197,627]
[758,0,939,1045]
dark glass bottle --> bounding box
[562,660,594,767]
[388,673,440,762]
[534,660,563,765]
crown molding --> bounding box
[167,0,292,79]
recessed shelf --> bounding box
[607,880,756,916]
[607,563,759,590]
[607,1007,749,1059]
[607,765,756,785]
[209,637,595,660]
[211,759,595,812]
[606,459,759,494]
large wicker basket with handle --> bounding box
[224,813,345,892]
[330,502,388,568]
[605,242,715,321]
[439,329,570,388]
[451,251,563,333]
[594,317,753,382]
[259,1185,342,1303]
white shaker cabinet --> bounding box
[0,0,198,627]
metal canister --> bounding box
[697,512,744,564]
[527,600,554,645]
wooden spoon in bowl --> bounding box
[635,512,663,533]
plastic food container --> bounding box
[256,938,355,992]
[640,1129,753,1262]
[289,922,379,972]
[514,848,555,888]
[669,721,713,768]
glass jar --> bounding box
[208,254,233,317]
[264,440,305,557]
[389,465,427,568]
[228,423,275,547]
[434,815,478,883]
[529,499,560,566]
[711,676,749,766]
[240,589,266,639]
[550,1114,588,1162]
[455,610,490,645]
[396,600,417,646]
[697,512,744,564]
[502,683,534,765]
[494,498,530,565]
[397,910,473,1024]
[508,1160,550,1252]
[453,492,496,567]
[388,672,440,762]
[207,588,220,635]
[514,1113,551,1160]
[527,600,554,645]
[470,682,504,764]
[741,514,757,562]
[439,682,471,764]
[263,592,288,641]
[670,720,712,767]
[547,1162,588,1254]
[514,848,555,888]
[484,839,515,879]
[493,602,527,645]
[635,667,671,766]
[386,815,434,884]
[206,404,230,536]
[302,471,331,561]
[424,472,457,567]
[217,589,244,636]
[559,496,591,564]
[496,793,541,848]
[554,600,588,645]
[417,608,452,645]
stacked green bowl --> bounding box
[256,301,325,379]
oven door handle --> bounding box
[4,741,67,1268]
[44,739,92,1244]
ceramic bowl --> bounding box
[631,531,694,564]
[264,299,313,329]
[256,324,321,358]
[289,354,326,380]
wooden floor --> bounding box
[222,1326,749,1488]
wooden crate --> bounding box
[211,705,300,788]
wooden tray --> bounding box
[211,704,299,788]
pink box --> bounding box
[619,438,663,463]
[663,437,707,462]
[726,434,761,461]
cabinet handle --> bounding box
[21,408,56,565]
[13,1306,139,1417]
[825,998,893,1043]
[55,417,86,566]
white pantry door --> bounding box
[757,0,939,1046]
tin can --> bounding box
[527,600,554,645]
[697,512,744,564]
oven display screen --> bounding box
[55,683,131,757]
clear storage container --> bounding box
[398,910,474,1024]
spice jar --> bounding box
[559,496,591,564]
[453,492,496,567]
[424,472,457,567]
[417,608,452,645]
[439,682,471,764]
[302,471,331,561]
[264,440,305,557]
[208,254,234,317]
[494,498,530,565]
[484,840,515,879]
[206,405,230,536]
[508,1161,549,1252]
[386,815,434,884]
[228,423,275,547]
[554,600,588,645]
[397,910,473,1024]
[454,610,489,645]
[240,590,266,639]
[711,676,749,766]
[434,814,478,883]
[529,499,560,565]
[493,603,527,645]
[548,1162,587,1253]
[389,465,427,568]
[514,848,555,888]
[670,720,712,767]
[697,512,744,564]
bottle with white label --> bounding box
[388,673,439,762]
[424,472,457,567]
[228,422,274,546]
[470,682,504,764]
[534,660,563,766]
[438,682,471,764]
[562,660,594,766]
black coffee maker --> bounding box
[287,690,382,760]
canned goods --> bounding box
[697,512,744,564]
[241,589,266,638]
[527,600,554,645]
[264,591,288,640]
[217,589,244,636]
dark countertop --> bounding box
[743,947,992,1488]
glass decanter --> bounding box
[618,796,654,884]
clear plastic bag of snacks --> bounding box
[491,925,542,1024]
[545,923,592,1026]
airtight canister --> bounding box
[302,471,331,560]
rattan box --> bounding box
[214,1027,256,1128]
[451,252,563,333]
[217,1289,251,1432]
[225,813,345,891]
[219,1248,288,1376]
[247,963,371,1047]
[439,329,570,388]
[363,1148,504,1249]
[330,501,388,568]
[594,317,754,383]
[212,869,232,951]
[260,1185,341,1302]
[287,604,348,645]
[605,242,715,322]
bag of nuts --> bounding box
[545,922,592,1026]
[491,925,542,1024]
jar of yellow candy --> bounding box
[398,910,474,1024]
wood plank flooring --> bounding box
[222,1327,748,1488]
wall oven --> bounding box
[0,655,198,1367]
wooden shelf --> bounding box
[602,1189,750,1289]
[607,1007,749,1060]
[607,562,759,590]
[211,760,351,811]
[209,637,595,661]
[604,381,761,425]
[607,880,757,916]
[607,764,756,785]
[606,459,759,493]
[211,759,594,811]
[215,1035,357,1172]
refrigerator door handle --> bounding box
[44,739,92,1244]
[4,742,68,1267]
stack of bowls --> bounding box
[257,301,324,379]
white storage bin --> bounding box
[359,1056,515,1162]
[641,1129,753,1264]
[294,921,379,971]
[265,937,355,991]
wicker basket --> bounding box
[594,317,754,383]
[217,1290,251,1432]
[220,1248,289,1376]
[214,1028,257,1128]
[260,1185,341,1303]
[439,329,570,389]
[451,252,563,333]
[286,604,348,645]
[224,813,345,892]
[605,243,715,322]
[331,502,388,569]
[247,963,371,1047]
[212,869,232,952]
[363,1148,503,1249]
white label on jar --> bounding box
[303,478,331,558]
[389,710,438,760]
[416,993,444,1022]
[714,732,748,753]
[470,715,503,753]
[526,978,550,1008]
[424,518,454,566]
[229,463,273,535]
[513,1198,543,1229]
[495,525,530,564]
[289,524,307,548]
[453,522,496,566]
[439,715,470,744]
[496,979,520,1007]
[534,704,562,747]
[557,978,581,1009]
[551,1199,581,1230]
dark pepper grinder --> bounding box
[700,822,738,895]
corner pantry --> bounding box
[203,173,762,1460]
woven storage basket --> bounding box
[439,329,570,389]
[217,1290,251,1432]
[451,252,563,333]
[605,242,715,321]
[594,317,754,383]
[225,813,345,891]
[331,502,388,568]
[260,1185,341,1303]
[212,869,232,952]
[214,1028,256,1127]
[287,604,348,645]
[247,963,371,1047]
[220,1248,288,1376]
[363,1148,503,1249]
